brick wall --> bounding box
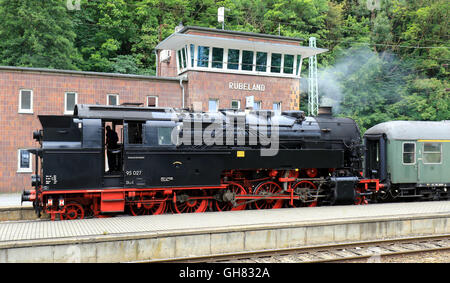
[186,71,300,111]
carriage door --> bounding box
[400,141,418,184]
[364,135,387,182]
[417,141,443,184]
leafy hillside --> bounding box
[0,0,448,131]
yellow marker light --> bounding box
[237,151,245,158]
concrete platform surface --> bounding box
[1,201,449,244]
[0,193,32,207]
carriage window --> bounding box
[402,142,415,164]
[127,122,143,144]
[423,142,441,164]
[158,127,174,145]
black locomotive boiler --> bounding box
[22,105,378,220]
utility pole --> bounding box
[308,37,319,116]
[218,7,230,30]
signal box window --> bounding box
[256,52,267,72]
[212,47,224,69]
[296,55,302,75]
[402,143,415,164]
[271,53,282,73]
[182,46,187,69]
[423,143,441,164]
[242,50,254,71]
[190,44,194,67]
[177,49,183,69]
[283,54,294,74]
[197,46,210,68]
[227,49,239,70]
[19,89,33,114]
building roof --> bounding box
[178,26,304,42]
[74,104,176,121]
[156,26,327,58]
[0,65,187,82]
[364,120,450,140]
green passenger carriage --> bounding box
[364,121,450,201]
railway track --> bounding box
[146,234,450,263]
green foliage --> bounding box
[0,0,80,69]
[0,0,447,128]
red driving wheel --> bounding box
[60,202,85,220]
[253,181,284,210]
[215,182,247,211]
[129,197,167,216]
[291,181,318,207]
[173,190,209,213]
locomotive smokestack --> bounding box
[318,106,332,117]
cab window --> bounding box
[157,127,174,145]
[127,122,143,144]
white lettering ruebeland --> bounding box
[228,82,265,92]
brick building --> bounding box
[0,26,326,193]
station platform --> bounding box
[1,201,449,262]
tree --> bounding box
[0,0,80,69]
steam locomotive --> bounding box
[22,104,380,220]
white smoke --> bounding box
[316,47,383,113]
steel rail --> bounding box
[140,234,450,263]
